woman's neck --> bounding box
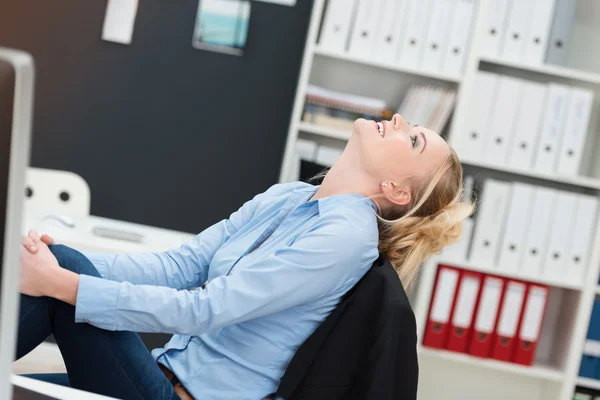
[311,148,377,201]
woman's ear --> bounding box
[381,181,411,207]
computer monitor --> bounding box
[0,47,34,400]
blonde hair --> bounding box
[377,148,475,290]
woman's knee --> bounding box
[49,245,102,278]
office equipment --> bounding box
[482,76,524,166]
[397,0,433,68]
[557,88,594,176]
[507,82,548,170]
[374,0,409,64]
[347,0,385,57]
[533,83,570,174]
[422,0,456,72]
[545,0,577,66]
[423,266,460,349]
[520,187,557,279]
[469,276,505,358]
[318,0,358,52]
[523,0,557,65]
[565,195,598,285]
[497,183,534,274]
[442,0,475,76]
[491,280,527,362]
[480,0,512,58]
[447,270,482,353]
[500,0,534,62]
[0,47,34,400]
[470,179,512,266]
[513,284,549,366]
[542,191,578,281]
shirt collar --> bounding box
[290,184,377,214]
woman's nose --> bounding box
[392,114,407,130]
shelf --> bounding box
[459,157,600,190]
[313,46,463,83]
[419,347,564,382]
[577,377,600,390]
[297,122,351,141]
[480,57,600,85]
[436,257,583,290]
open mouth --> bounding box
[376,122,385,138]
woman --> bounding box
[18,114,473,400]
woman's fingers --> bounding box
[40,234,55,246]
[21,236,38,253]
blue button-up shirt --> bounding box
[76,182,379,399]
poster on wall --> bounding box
[192,0,251,56]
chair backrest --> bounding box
[24,167,91,216]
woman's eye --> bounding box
[411,134,417,147]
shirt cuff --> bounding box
[75,275,120,330]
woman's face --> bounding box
[352,114,450,190]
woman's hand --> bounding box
[22,229,55,254]
[20,234,61,297]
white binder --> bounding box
[469,180,512,267]
[348,0,385,57]
[397,0,434,69]
[545,0,577,66]
[458,72,499,161]
[565,195,598,285]
[374,0,410,64]
[318,0,359,53]
[500,0,534,62]
[422,0,457,72]
[295,138,318,162]
[482,76,524,166]
[542,191,577,281]
[556,88,594,176]
[507,82,548,170]
[523,0,557,65]
[480,0,512,59]
[497,183,534,274]
[521,187,557,278]
[442,0,475,76]
[533,83,570,174]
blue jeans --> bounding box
[16,245,180,400]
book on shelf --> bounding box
[302,85,392,132]
[397,85,457,133]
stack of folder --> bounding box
[458,71,594,177]
[481,0,577,67]
[423,265,549,366]
[319,0,476,76]
[469,179,598,285]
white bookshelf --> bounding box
[280,1,600,399]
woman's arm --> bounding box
[24,190,266,290]
[68,218,379,335]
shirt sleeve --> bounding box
[74,217,379,335]
[79,191,263,290]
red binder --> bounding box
[468,276,505,358]
[446,270,483,353]
[513,284,549,365]
[423,265,460,349]
[491,280,527,362]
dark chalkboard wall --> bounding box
[0,0,312,233]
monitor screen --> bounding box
[0,60,15,301]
